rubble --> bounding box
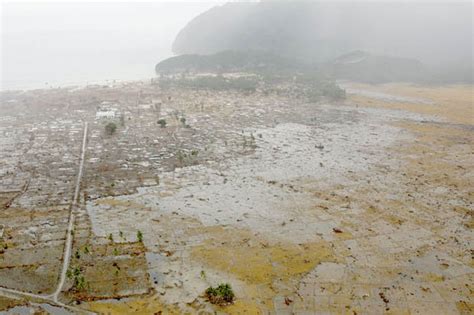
[0,80,472,313]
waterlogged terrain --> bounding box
[0,81,472,314]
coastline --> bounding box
[0,76,155,93]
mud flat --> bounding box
[1,81,472,314]
[83,83,472,313]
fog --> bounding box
[173,1,472,67]
[1,0,472,90]
[1,1,225,90]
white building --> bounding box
[96,110,116,120]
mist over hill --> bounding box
[172,1,472,70]
[156,49,434,84]
[155,50,306,75]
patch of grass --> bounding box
[67,266,88,291]
[137,230,143,243]
[205,283,235,305]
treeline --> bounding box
[158,75,258,92]
[156,50,304,76]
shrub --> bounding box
[205,283,235,305]
[105,122,117,135]
[158,119,167,128]
[320,81,346,100]
[67,266,87,291]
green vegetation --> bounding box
[137,230,143,243]
[158,68,345,103]
[305,81,346,102]
[105,122,117,135]
[157,119,167,128]
[156,50,303,75]
[321,82,346,100]
[205,283,235,305]
[158,76,257,92]
[66,266,87,291]
[108,233,114,242]
[170,1,471,85]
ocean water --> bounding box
[1,28,170,90]
[1,2,220,91]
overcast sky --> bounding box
[0,1,228,89]
[0,0,470,90]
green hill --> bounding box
[155,50,306,75]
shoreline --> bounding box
[0,77,155,93]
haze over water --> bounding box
[1,2,220,90]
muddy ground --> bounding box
[1,82,472,314]
[85,83,473,313]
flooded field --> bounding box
[0,81,472,314]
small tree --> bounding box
[105,122,117,135]
[157,119,167,128]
